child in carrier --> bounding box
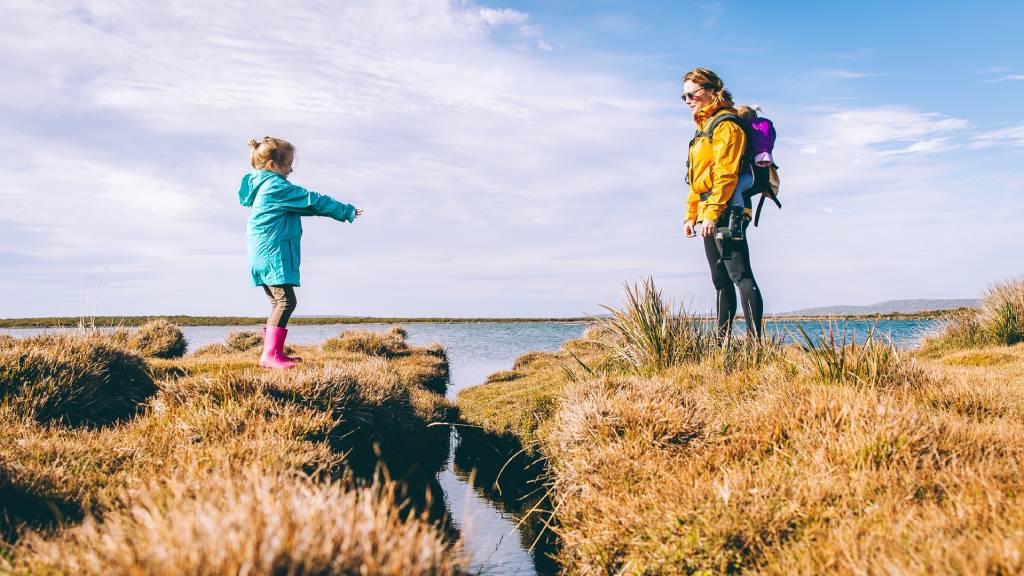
[736,105,781,226]
[239,137,363,369]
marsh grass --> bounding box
[0,333,156,427]
[9,466,463,576]
[795,320,929,389]
[127,319,188,358]
[923,278,1024,352]
[322,326,409,357]
[457,295,1024,574]
[225,329,263,351]
[596,278,718,376]
[0,323,461,573]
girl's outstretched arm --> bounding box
[272,182,358,223]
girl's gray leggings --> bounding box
[262,285,297,328]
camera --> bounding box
[715,206,745,244]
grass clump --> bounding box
[796,321,930,389]
[322,327,408,357]
[0,333,156,427]
[596,277,717,376]
[225,329,262,351]
[9,466,464,576]
[127,319,188,358]
[923,278,1024,352]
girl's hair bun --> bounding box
[248,136,295,170]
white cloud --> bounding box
[969,125,1024,149]
[986,74,1024,83]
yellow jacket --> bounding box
[685,105,747,223]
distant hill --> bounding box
[780,299,980,317]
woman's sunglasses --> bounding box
[681,87,706,101]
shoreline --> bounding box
[0,310,963,329]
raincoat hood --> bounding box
[239,170,277,207]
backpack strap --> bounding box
[753,192,783,227]
[686,112,749,185]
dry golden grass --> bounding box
[923,278,1024,353]
[8,466,462,576]
[458,318,1024,574]
[225,329,263,351]
[0,333,156,427]
[322,326,409,357]
[127,319,188,358]
[0,325,462,574]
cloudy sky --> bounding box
[2,0,1022,318]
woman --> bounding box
[682,67,764,340]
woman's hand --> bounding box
[355,208,364,217]
[684,220,696,238]
[700,219,717,238]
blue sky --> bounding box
[2,0,1022,318]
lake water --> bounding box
[1,318,940,575]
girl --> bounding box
[682,68,765,340]
[239,137,363,369]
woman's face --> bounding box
[682,79,712,114]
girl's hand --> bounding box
[700,219,717,238]
[683,220,696,238]
[355,208,364,217]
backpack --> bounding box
[688,112,782,227]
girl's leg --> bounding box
[703,235,737,340]
[259,285,298,369]
[263,285,297,328]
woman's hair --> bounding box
[736,105,760,120]
[248,137,295,170]
[682,67,734,109]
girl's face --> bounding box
[268,154,294,179]
[682,79,712,114]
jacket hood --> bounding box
[238,170,277,207]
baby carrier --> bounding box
[688,112,782,229]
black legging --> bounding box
[702,218,764,340]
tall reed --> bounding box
[923,278,1024,351]
[596,278,718,376]
[795,320,927,389]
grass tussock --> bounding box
[923,278,1024,352]
[225,329,263,351]
[796,321,931,390]
[127,319,188,358]
[9,466,463,576]
[595,277,718,376]
[0,333,156,427]
[322,326,409,357]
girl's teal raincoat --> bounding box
[239,170,356,287]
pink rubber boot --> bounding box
[259,326,296,369]
[261,327,302,362]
